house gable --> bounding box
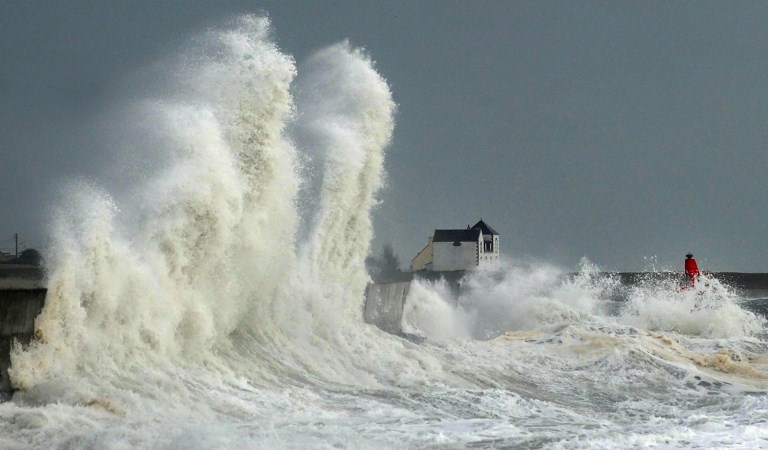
[471,219,498,236]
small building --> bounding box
[411,219,500,272]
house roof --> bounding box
[433,229,481,243]
[471,219,498,236]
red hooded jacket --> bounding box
[685,258,700,278]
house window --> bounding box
[484,240,493,252]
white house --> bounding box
[411,219,500,272]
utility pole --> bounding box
[15,233,18,258]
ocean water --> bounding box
[2,16,768,449]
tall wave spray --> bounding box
[297,42,392,314]
[9,16,395,393]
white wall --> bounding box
[432,238,479,271]
[478,235,500,266]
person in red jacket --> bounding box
[684,253,700,286]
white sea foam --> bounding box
[403,258,615,340]
[404,259,764,341]
[618,273,765,338]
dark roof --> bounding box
[433,229,481,243]
[471,219,498,236]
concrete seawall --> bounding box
[0,265,46,399]
[0,289,46,397]
[363,282,411,335]
[0,265,44,290]
[363,271,464,335]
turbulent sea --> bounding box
[2,16,768,449]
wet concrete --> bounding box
[0,265,46,397]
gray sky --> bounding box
[1,1,767,272]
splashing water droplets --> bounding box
[10,16,397,393]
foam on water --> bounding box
[3,14,768,449]
[400,259,768,446]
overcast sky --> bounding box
[2,1,767,272]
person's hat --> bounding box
[686,253,693,258]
